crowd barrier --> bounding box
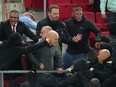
[0,70,67,87]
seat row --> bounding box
[23,0,93,11]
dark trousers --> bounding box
[108,11,116,25]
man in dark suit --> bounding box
[0,10,38,42]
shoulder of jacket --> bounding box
[59,21,66,26]
[18,20,25,25]
[38,18,48,24]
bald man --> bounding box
[47,30,59,46]
[39,26,62,55]
[26,28,63,87]
[89,49,114,83]
[39,26,52,40]
[97,49,111,64]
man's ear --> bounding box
[48,12,50,16]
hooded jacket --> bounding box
[64,15,101,54]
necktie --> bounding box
[12,25,15,32]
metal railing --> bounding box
[0,70,67,87]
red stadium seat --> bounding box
[84,12,95,23]
[95,23,109,31]
[4,80,10,87]
[95,12,108,23]
[95,23,103,30]
[14,76,25,83]
[47,0,71,7]
[58,4,75,21]
[31,0,44,9]
[23,0,32,9]
[102,23,109,31]
[102,31,110,36]
[95,12,109,32]
[71,0,89,5]
[81,4,93,12]
[71,0,93,12]
[89,32,96,48]
[21,55,28,70]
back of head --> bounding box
[48,30,59,38]
[72,58,88,73]
[100,36,110,43]
[24,11,36,21]
[98,49,111,61]
[47,30,59,46]
[72,6,82,15]
[40,26,52,39]
[8,32,22,46]
[90,78,100,87]
[42,26,52,31]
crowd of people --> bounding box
[0,1,116,87]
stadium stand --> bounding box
[0,0,111,87]
[84,11,95,23]
[58,4,75,21]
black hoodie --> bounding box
[64,15,101,54]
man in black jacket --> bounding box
[62,6,101,69]
[89,49,114,83]
[58,58,91,87]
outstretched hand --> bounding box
[72,34,82,42]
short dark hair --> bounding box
[48,4,59,13]
[10,10,19,15]
[72,6,82,13]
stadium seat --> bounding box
[21,55,28,70]
[81,4,93,12]
[102,31,110,36]
[47,0,71,7]
[14,76,25,83]
[23,0,32,9]
[95,23,109,31]
[31,0,43,9]
[95,12,109,32]
[84,12,95,23]
[58,4,75,21]
[95,23,103,30]
[71,0,93,12]
[4,80,10,87]
[102,23,109,31]
[95,12,108,23]
[71,0,89,5]
[89,32,96,48]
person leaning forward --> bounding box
[0,32,51,70]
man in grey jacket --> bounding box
[24,26,63,87]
